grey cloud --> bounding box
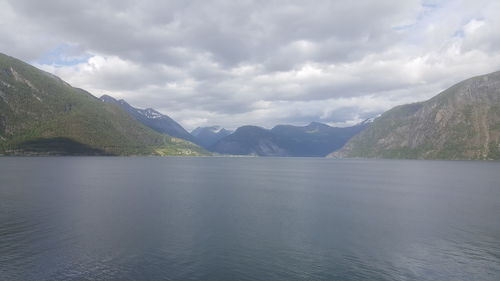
[6,0,419,66]
[2,0,500,130]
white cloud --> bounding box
[2,0,500,130]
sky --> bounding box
[1,0,500,130]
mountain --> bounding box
[191,126,233,148]
[100,95,198,144]
[330,71,500,160]
[270,121,369,157]
[0,53,208,156]
[210,125,288,156]
[210,122,368,157]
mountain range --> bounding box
[1,52,498,160]
[95,95,367,157]
[0,53,208,156]
[209,121,370,157]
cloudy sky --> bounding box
[1,0,500,130]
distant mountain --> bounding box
[330,71,500,160]
[210,125,288,156]
[0,53,208,156]
[100,95,198,144]
[191,126,233,148]
[271,121,369,157]
[210,122,368,157]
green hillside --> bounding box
[0,53,209,156]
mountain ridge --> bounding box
[210,121,369,157]
[99,95,199,144]
[0,52,208,156]
[191,126,233,148]
[330,70,500,160]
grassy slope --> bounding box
[0,53,209,156]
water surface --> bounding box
[0,157,499,280]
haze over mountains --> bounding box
[0,52,499,159]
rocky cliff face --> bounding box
[331,71,500,160]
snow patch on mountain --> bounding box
[141,108,164,119]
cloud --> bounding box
[2,0,500,130]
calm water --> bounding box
[0,157,499,281]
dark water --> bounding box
[0,157,499,281]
